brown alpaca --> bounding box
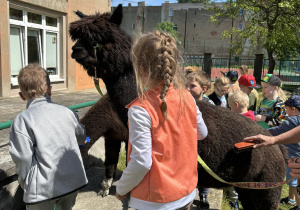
[69,5,288,209]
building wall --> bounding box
[0,0,12,97]
[68,0,110,91]
[116,1,243,57]
[0,0,109,97]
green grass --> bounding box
[117,149,127,171]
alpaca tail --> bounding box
[278,144,289,164]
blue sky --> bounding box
[111,0,178,7]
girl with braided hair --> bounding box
[115,30,208,209]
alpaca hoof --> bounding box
[98,188,110,197]
[98,178,113,197]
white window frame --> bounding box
[169,9,174,17]
[9,6,61,86]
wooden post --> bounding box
[204,53,212,78]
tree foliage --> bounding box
[204,0,300,73]
[155,22,179,40]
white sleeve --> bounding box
[116,106,152,196]
[195,100,208,140]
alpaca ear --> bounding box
[74,10,87,18]
[110,4,123,26]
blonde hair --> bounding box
[228,82,240,93]
[228,91,249,109]
[278,88,287,101]
[214,76,229,89]
[185,66,199,74]
[131,31,184,121]
[18,63,50,99]
[187,71,212,90]
[239,65,248,75]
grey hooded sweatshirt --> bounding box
[9,95,88,204]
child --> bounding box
[208,76,230,108]
[186,70,213,209]
[228,91,255,121]
[222,70,240,93]
[239,65,248,76]
[9,64,88,209]
[238,74,261,111]
[186,70,215,105]
[255,74,286,129]
[268,95,300,209]
[115,31,208,210]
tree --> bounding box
[204,0,300,73]
[177,0,204,3]
[155,22,179,40]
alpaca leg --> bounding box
[237,187,281,210]
[98,138,122,197]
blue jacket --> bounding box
[268,115,300,158]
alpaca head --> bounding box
[69,4,132,79]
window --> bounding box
[10,27,24,76]
[169,9,174,17]
[239,8,244,16]
[173,24,177,31]
[194,23,196,28]
[132,23,135,29]
[46,32,57,75]
[238,23,243,30]
[9,7,60,85]
[9,8,23,21]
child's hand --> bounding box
[115,192,127,200]
[255,114,266,122]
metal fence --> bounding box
[183,56,300,85]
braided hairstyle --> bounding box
[131,31,183,121]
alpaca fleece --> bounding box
[69,5,288,209]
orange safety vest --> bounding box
[126,85,198,203]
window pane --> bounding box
[46,32,57,75]
[27,30,41,64]
[10,27,23,76]
[9,8,23,21]
[28,12,42,24]
[46,16,57,27]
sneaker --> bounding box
[199,195,210,209]
[290,206,300,210]
[281,197,296,206]
[229,201,239,210]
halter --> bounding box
[93,43,104,97]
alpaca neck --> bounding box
[102,69,138,126]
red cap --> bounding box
[238,74,261,88]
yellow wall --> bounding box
[68,0,110,90]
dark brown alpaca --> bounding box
[69,5,288,209]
